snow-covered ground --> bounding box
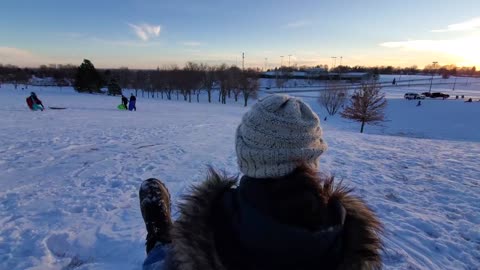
[1,82,479,269]
[265,75,480,142]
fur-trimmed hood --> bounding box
[169,170,383,270]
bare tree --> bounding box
[227,66,242,102]
[182,62,203,103]
[318,81,347,116]
[116,67,131,92]
[152,68,165,99]
[132,70,147,98]
[163,65,179,100]
[341,82,387,133]
[239,69,259,107]
[216,64,230,104]
[275,69,287,89]
[203,66,215,103]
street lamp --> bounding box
[280,56,284,67]
[288,55,292,66]
[429,61,438,93]
[331,57,337,70]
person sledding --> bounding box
[139,94,383,270]
[129,94,137,111]
[118,95,129,110]
[26,92,44,111]
[122,95,129,109]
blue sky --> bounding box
[1,0,480,68]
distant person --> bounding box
[324,116,327,121]
[129,94,137,111]
[26,92,44,111]
[392,78,396,85]
[417,100,422,106]
[139,94,383,270]
[121,95,128,110]
[466,98,473,103]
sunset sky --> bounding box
[1,0,479,69]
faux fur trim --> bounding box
[324,178,383,270]
[169,169,237,270]
[169,169,383,270]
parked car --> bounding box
[421,92,450,99]
[404,93,425,100]
[430,92,450,99]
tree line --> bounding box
[0,60,261,107]
[2,61,478,88]
[329,64,478,77]
[268,64,479,77]
[76,60,261,107]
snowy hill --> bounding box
[0,84,479,269]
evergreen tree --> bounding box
[74,59,103,93]
[107,80,122,96]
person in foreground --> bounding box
[139,94,383,270]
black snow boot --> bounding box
[139,178,173,254]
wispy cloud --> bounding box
[380,36,480,65]
[285,20,310,29]
[91,37,162,47]
[380,38,477,51]
[0,47,59,66]
[0,47,32,58]
[180,41,204,47]
[128,23,161,41]
[432,17,480,32]
[57,31,162,47]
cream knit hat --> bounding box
[235,94,327,178]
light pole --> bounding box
[288,54,292,66]
[264,58,268,71]
[339,56,343,80]
[242,52,245,70]
[280,56,284,67]
[429,61,438,93]
[331,57,337,70]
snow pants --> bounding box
[129,101,136,111]
[143,244,169,270]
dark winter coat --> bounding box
[168,167,383,270]
[122,96,128,105]
[130,95,137,102]
[26,95,43,110]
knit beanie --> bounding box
[235,94,327,178]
